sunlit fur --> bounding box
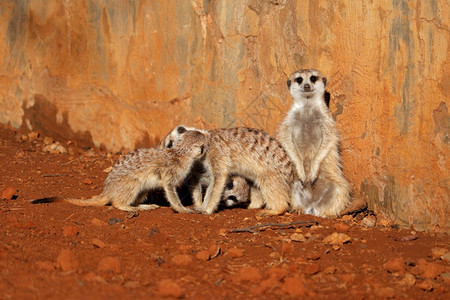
[159,126,294,216]
[279,69,350,217]
[32,130,209,213]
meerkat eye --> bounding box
[295,77,303,84]
[177,126,186,134]
[310,75,318,83]
[226,181,234,190]
[167,140,173,148]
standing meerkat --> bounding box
[278,69,350,217]
[159,126,293,216]
[32,128,209,213]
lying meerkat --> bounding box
[32,129,209,213]
[278,68,350,217]
[160,126,294,216]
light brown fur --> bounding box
[160,126,294,216]
[278,69,351,217]
[32,129,209,213]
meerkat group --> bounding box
[32,68,350,218]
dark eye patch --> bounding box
[226,180,234,190]
[295,77,303,84]
[310,75,318,83]
[167,140,173,148]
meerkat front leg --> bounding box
[308,135,336,184]
[162,184,194,214]
[199,173,228,214]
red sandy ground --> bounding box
[0,123,448,299]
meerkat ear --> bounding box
[177,126,186,134]
[287,79,291,89]
[323,77,327,87]
[324,91,330,108]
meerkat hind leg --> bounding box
[248,187,264,209]
[255,179,290,217]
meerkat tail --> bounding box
[31,196,110,207]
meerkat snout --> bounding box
[304,83,311,92]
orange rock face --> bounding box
[0,1,448,231]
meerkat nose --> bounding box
[304,84,311,92]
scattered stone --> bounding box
[103,167,113,173]
[56,249,79,271]
[108,218,123,225]
[1,187,16,200]
[322,232,351,245]
[290,233,306,242]
[361,215,376,228]
[28,131,40,140]
[332,245,341,251]
[304,263,320,275]
[431,247,448,259]
[43,136,53,145]
[236,266,262,282]
[281,276,306,297]
[43,141,67,154]
[306,252,321,261]
[383,257,405,275]
[126,211,139,219]
[195,250,210,261]
[422,262,445,279]
[218,228,228,236]
[416,279,434,291]
[333,223,350,232]
[83,178,93,185]
[92,238,106,248]
[399,272,416,286]
[36,260,55,271]
[228,247,244,258]
[156,279,183,298]
[442,253,450,263]
[412,259,446,279]
[63,225,78,237]
[171,254,193,266]
[98,256,121,274]
[91,218,107,226]
[209,245,221,258]
[341,215,353,222]
[392,234,417,242]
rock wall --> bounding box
[0,0,448,231]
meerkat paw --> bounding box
[172,207,195,214]
[290,207,305,214]
[256,209,285,217]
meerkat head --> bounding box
[158,125,203,149]
[171,129,209,159]
[287,69,327,101]
[221,176,250,208]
